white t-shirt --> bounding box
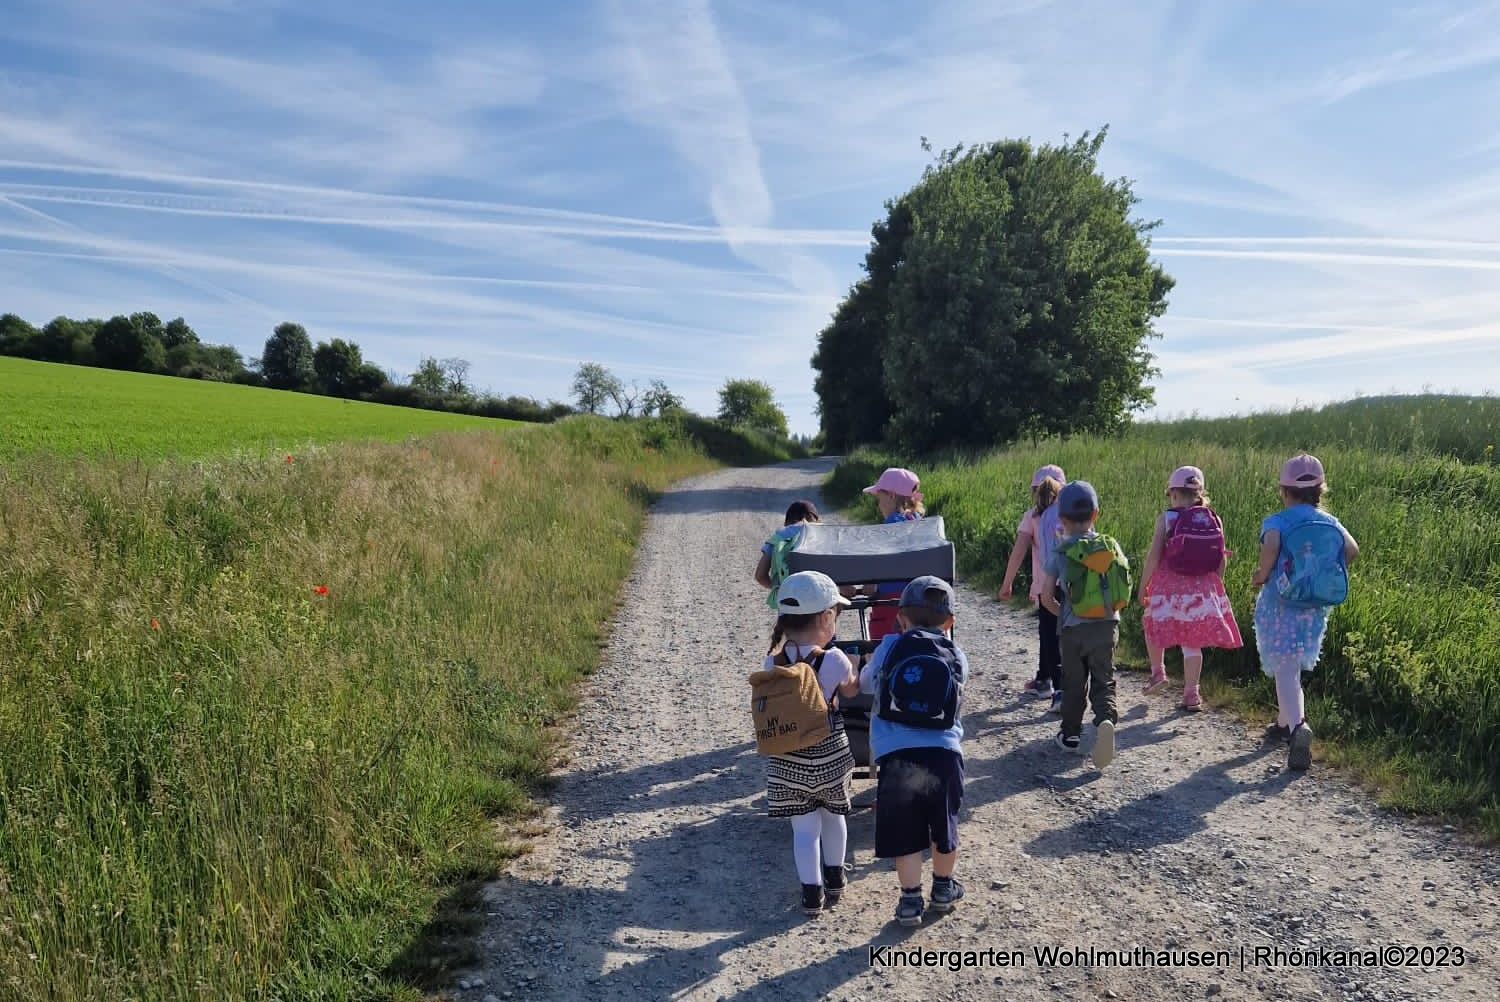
[764,641,854,703]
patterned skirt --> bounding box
[1253,587,1331,673]
[766,715,855,818]
[1142,567,1245,651]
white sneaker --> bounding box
[1092,720,1116,770]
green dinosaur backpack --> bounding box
[1062,535,1132,619]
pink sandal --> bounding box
[1143,668,1169,695]
[1180,688,1203,713]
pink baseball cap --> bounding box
[1168,466,1205,490]
[863,467,922,500]
[1031,464,1065,488]
[1279,454,1325,487]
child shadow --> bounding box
[715,923,918,1002]
[425,804,862,1000]
[1021,746,1293,857]
[552,740,761,824]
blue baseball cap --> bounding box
[1057,480,1100,519]
[899,575,955,615]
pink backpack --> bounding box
[1163,506,1225,576]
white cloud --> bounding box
[603,0,840,299]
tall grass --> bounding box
[0,417,713,1001]
[1132,394,1500,466]
[829,413,1500,836]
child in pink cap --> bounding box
[1137,465,1243,711]
[998,464,1066,706]
[1251,454,1359,771]
[860,468,925,640]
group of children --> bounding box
[751,456,1359,925]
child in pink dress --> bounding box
[1138,466,1243,711]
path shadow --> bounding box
[661,484,818,517]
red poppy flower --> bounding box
[285,454,295,464]
[312,585,329,597]
[150,618,161,631]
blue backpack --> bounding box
[1275,519,1349,608]
[876,628,963,730]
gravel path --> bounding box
[463,459,1497,1002]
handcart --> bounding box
[784,517,956,778]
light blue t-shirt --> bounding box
[1260,504,1343,544]
[858,631,967,760]
[760,523,804,557]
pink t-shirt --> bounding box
[1020,513,1044,600]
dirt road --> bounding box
[464,459,1497,1001]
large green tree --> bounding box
[812,129,1173,452]
[260,322,315,390]
[313,338,365,397]
[160,316,199,350]
[810,198,911,451]
[0,313,37,356]
[717,378,789,438]
[36,317,98,364]
[93,314,166,372]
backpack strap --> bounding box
[775,644,837,706]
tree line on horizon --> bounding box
[0,311,572,424]
[0,310,803,443]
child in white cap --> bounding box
[764,571,861,915]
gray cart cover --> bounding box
[784,517,954,585]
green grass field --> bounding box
[0,356,515,461]
[828,395,1500,837]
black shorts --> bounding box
[874,747,964,858]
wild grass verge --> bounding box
[0,417,714,1000]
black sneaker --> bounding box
[1054,730,1081,753]
[929,878,965,913]
[822,863,848,905]
[1265,723,1292,743]
[895,890,924,927]
[1288,722,1314,771]
[801,883,824,916]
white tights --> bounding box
[789,809,847,885]
[1269,659,1307,728]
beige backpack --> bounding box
[749,648,832,755]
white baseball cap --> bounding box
[776,571,851,615]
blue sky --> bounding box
[2,0,1498,434]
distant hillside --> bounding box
[0,356,516,461]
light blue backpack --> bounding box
[1275,519,1349,607]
